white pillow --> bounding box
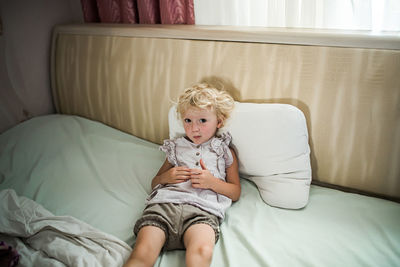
[168,102,311,209]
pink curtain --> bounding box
[81,0,195,24]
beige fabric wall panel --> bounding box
[53,33,400,199]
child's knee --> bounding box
[135,239,160,258]
[198,244,214,259]
[188,243,214,260]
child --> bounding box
[124,83,241,267]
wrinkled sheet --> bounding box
[0,115,163,247]
[0,189,131,267]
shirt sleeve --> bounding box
[221,132,234,168]
[159,139,178,166]
[223,145,234,168]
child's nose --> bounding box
[192,123,200,131]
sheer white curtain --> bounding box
[194,0,400,31]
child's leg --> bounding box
[124,226,166,267]
[183,223,216,267]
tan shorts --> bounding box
[134,203,220,251]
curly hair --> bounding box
[177,83,235,127]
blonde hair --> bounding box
[177,83,235,127]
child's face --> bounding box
[182,106,222,144]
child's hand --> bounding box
[160,166,191,184]
[190,159,217,190]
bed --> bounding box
[1,24,400,266]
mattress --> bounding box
[1,115,399,266]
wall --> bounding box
[0,0,83,133]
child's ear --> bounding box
[217,119,223,128]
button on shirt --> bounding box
[146,132,234,219]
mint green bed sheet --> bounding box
[1,115,399,267]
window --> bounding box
[194,0,400,32]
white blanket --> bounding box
[0,189,132,267]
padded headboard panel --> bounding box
[51,24,400,200]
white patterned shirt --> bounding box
[145,133,233,219]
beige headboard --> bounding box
[51,24,400,201]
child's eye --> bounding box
[199,119,207,123]
[184,118,191,123]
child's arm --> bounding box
[151,159,191,189]
[190,148,241,201]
